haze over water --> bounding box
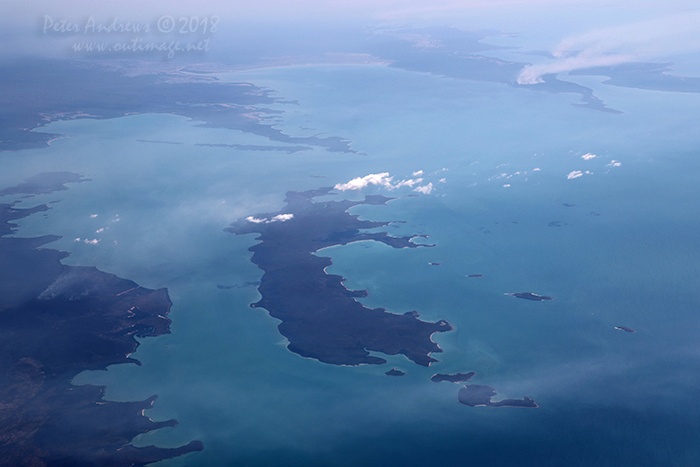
[4,60,688,466]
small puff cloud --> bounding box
[246,214,294,224]
[567,170,593,179]
[74,238,100,244]
[581,153,597,160]
[394,178,423,188]
[334,172,394,191]
[414,183,434,194]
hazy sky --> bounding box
[6,0,698,25]
[2,0,699,77]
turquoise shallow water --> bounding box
[5,64,700,466]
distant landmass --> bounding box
[505,292,553,301]
[367,27,700,113]
[0,172,90,197]
[227,187,452,366]
[0,179,201,466]
[0,59,354,153]
[431,372,476,383]
[458,385,538,408]
[365,27,620,113]
[195,143,313,154]
[571,62,700,94]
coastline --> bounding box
[228,187,452,367]
[0,178,202,466]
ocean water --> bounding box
[7,64,700,466]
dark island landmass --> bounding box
[0,172,91,197]
[226,187,452,366]
[385,368,406,377]
[431,372,476,383]
[458,385,538,408]
[0,59,354,153]
[467,274,483,278]
[195,143,313,154]
[0,186,201,465]
[615,326,636,333]
[506,292,553,301]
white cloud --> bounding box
[334,172,427,191]
[412,170,424,176]
[503,184,511,188]
[246,214,294,224]
[533,168,541,171]
[567,170,593,179]
[606,160,622,167]
[581,153,597,160]
[393,178,423,188]
[90,214,98,218]
[334,172,394,191]
[488,172,509,181]
[414,183,434,194]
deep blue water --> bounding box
[6,63,700,466]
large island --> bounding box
[227,187,453,366]
[0,176,202,466]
